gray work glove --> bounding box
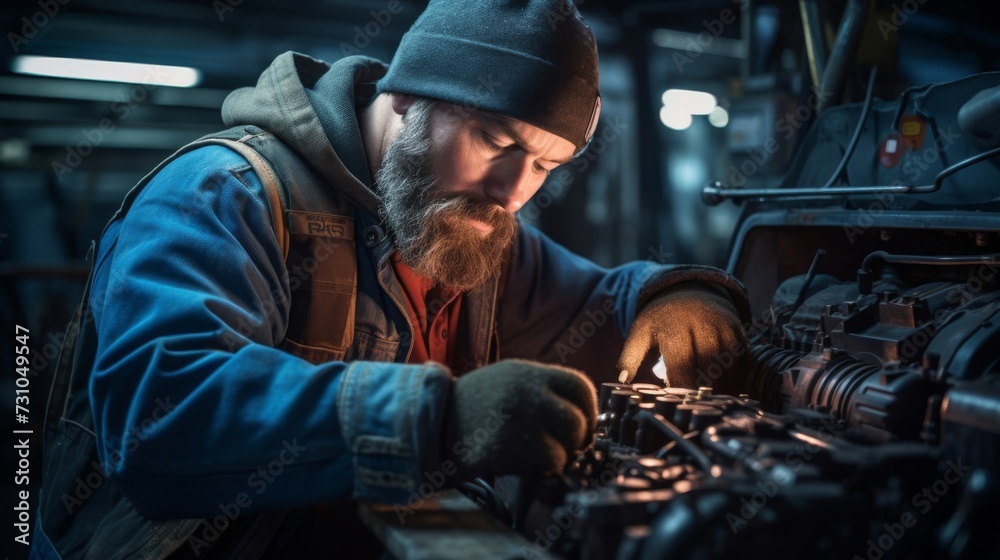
[443,359,597,481]
[618,282,748,393]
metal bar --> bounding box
[358,489,560,560]
[817,0,872,113]
[702,145,1000,205]
[799,0,827,90]
[701,182,919,205]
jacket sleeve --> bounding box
[496,222,751,381]
[89,146,451,518]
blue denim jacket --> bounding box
[86,145,460,514]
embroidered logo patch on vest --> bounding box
[288,211,355,240]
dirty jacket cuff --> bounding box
[337,360,454,504]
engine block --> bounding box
[489,271,1000,560]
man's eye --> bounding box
[533,162,551,175]
[481,130,505,153]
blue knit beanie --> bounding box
[378,0,601,151]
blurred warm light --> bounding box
[659,106,692,131]
[661,89,717,115]
[708,106,730,127]
[11,55,201,87]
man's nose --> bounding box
[484,155,539,213]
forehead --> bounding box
[435,104,577,163]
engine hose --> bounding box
[745,344,805,412]
[809,356,882,421]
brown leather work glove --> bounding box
[618,282,748,393]
[442,359,597,481]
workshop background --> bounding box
[1,0,997,557]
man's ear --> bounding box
[389,93,416,115]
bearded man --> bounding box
[33,1,750,558]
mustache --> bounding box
[426,194,513,229]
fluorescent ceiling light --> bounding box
[661,89,717,115]
[659,106,692,131]
[11,55,201,88]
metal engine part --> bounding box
[483,261,1000,560]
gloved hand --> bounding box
[617,282,748,393]
[442,359,597,481]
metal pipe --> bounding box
[701,145,1000,205]
[702,182,920,204]
[822,66,878,188]
[740,0,755,79]
[816,0,871,113]
[799,0,828,90]
[857,251,1000,294]
[861,251,1000,271]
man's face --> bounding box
[377,97,577,291]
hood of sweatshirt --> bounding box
[221,51,385,217]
